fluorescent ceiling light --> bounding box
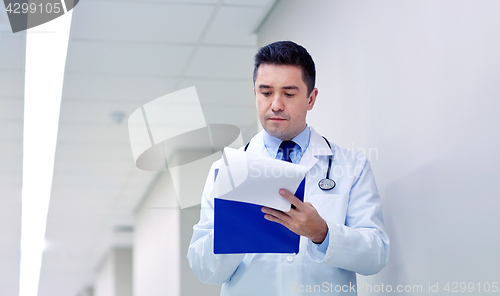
[20,9,73,296]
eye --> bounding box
[285,93,295,97]
[261,92,271,96]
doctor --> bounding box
[188,41,389,295]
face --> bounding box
[255,64,318,141]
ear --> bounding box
[307,88,318,111]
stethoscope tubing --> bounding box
[321,136,333,180]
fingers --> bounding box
[261,207,291,225]
[262,194,327,242]
[279,189,304,211]
[260,189,306,229]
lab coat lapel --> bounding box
[298,148,318,172]
[298,127,332,172]
[245,131,271,158]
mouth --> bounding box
[268,117,286,121]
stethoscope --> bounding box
[243,136,336,191]
[318,136,336,190]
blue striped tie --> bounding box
[278,140,305,202]
[278,140,296,163]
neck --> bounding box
[279,124,307,141]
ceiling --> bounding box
[0,0,276,295]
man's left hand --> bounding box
[261,189,328,244]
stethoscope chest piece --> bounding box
[318,178,335,190]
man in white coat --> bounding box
[188,41,390,295]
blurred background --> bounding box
[1,0,499,295]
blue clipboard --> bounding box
[213,168,305,254]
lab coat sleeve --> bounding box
[308,158,390,275]
[307,230,330,259]
[187,161,245,284]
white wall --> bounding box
[94,248,133,296]
[94,253,114,296]
[259,0,500,294]
[134,173,181,296]
[115,249,133,296]
[134,170,221,296]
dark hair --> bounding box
[253,41,316,95]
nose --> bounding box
[270,93,285,112]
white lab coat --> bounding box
[187,127,390,295]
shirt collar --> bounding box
[263,125,311,158]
